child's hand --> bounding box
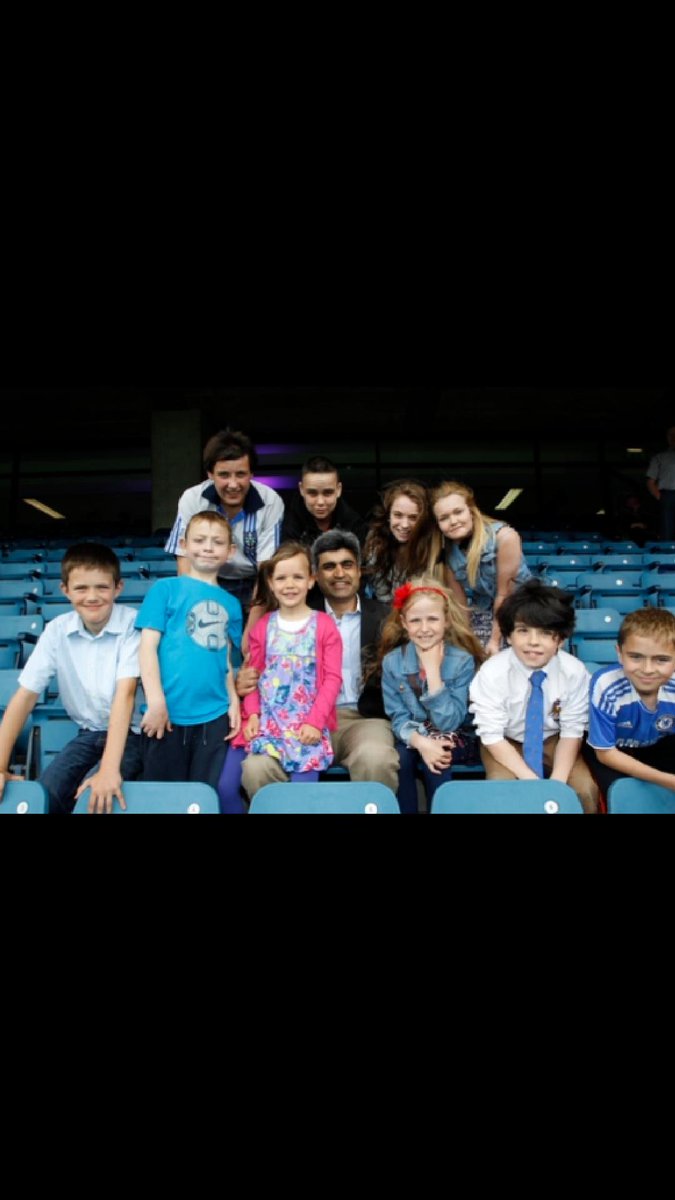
[243,714,260,742]
[298,724,322,745]
[75,768,127,814]
[0,769,24,801]
[417,736,454,775]
[417,642,445,674]
[226,697,241,741]
[141,704,173,739]
[235,654,260,698]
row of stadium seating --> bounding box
[522,540,675,554]
[0,560,175,580]
[1,546,171,562]
[2,777,673,815]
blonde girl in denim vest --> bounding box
[432,482,531,658]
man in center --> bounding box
[237,529,399,797]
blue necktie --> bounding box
[523,670,547,777]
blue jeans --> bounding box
[42,729,143,815]
[395,739,454,815]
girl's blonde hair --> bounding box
[431,481,498,589]
[373,574,486,678]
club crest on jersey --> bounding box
[655,714,675,733]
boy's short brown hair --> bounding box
[202,429,257,474]
[184,511,232,543]
[619,607,675,649]
[61,544,122,587]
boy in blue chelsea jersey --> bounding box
[137,512,242,788]
[586,606,675,796]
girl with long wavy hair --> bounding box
[363,480,443,604]
[379,576,485,814]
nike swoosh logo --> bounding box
[198,620,223,628]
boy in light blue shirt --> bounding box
[137,512,242,788]
[0,544,142,814]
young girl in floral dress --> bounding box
[217,543,343,810]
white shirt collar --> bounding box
[64,603,130,640]
[324,594,361,620]
[507,645,559,683]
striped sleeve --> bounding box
[256,490,286,563]
[164,513,186,556]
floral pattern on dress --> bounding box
[249,613,334,773]
[470,607,495,649]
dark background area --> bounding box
[1,386,672,539]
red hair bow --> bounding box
[393,583,447,610]
[393,583,415,610]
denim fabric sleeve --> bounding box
[419,651,474,733]
[381,653,426,747]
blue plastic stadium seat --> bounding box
[430,780,584,814]
[573,608,622,637]
[539,569,581,591]
[0,563,42,580]
[0,614,44,668]
[608,779,675,815]
[0,580,44,606]
[596,555,646,570]
[249,782,401,814]
[569,637,619,665]
[558,542,600,554]
[642,572,675,603]
[73,781,220,814]
[30,717,79,777]
[643,555,675,571]
[39,604,73,622]
[118,581,155,602]
[142,561,176,577]
[2,549,43,563]
[538,555,592,570]
[131,547,171,560]
[575,572,648,612]
[522,542,557,556]
[0,782,48,814]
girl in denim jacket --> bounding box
[432,482,531,657]
[379,577,485,813]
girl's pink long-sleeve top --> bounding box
[235,611,344,744]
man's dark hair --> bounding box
[203,429,258,474]
[61,543,122,587]
[311,528,362,573]
[302,455,339,478]
[497,578,576,641]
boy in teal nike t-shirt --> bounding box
[137,512,242,788]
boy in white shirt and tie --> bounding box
[469,579,599,812]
